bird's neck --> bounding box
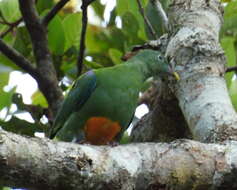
[126,57,153,80]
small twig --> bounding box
[0,38,38,77]
[77,0,96,76]
[42,0,70,26]
[0,20,8,25]
[0,18,23,38]
[0,14,12,25]
[226,66,237,73]
[136,0,158,39]
[152,0,169,32]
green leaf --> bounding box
[229,78,237,110]
[84,60,103,69]
[223,1,237,18]
[0,70,16,111]
[107,27,127,51]
[121,11,139,38]
[0,116,43,136]
[221,0,232,3]
[13,26,32,57]
[48,15,65,55]
[145,0,166,39]
[2,187,11,190]
[87,53,113,67]
[116,0,146,40]
[108,48,123,65]
[221,1,237,37]
[62,13,82,51]
[0,71,9,92]
[87,25,110,53]
[120,132,131,144]
[221,37,236,87]
[221,15,237,37]
[0,0,21,22]
[36,0,54,14]
[0,87,16,111]
[91,1,105,19]
[31,91,48,108]
[0,55,19,70]
[0,24,7,35]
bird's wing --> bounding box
[50,70,97,139]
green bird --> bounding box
[50,49,178,145]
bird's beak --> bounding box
[167,63,180,80]
[173,72,180,81]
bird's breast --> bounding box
[84,117,121,145]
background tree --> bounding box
[1,0,237,189]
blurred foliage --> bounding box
[145,0,169,39]
[220,0,237,110]
[0,187,11,190]
[0,0,237,139]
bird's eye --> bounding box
[157,55,163,61]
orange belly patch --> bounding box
[84,117,121,145]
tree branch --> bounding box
[42,0,70,26]
[1,129,237,189]
[226,66,237,73]
[131,82,191,142]
[0,18,23,38]
[166,0,237,143]
[18,0,63,115]
[77,0,96,76]
[18,0,52,69]
[0,38,38,77]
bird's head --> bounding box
[140,50,180,80]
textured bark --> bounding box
[131,81,191,142]
[132,0,237,143]
[2,0,237,189]
[1,129,237,190]
[166,0,237,143]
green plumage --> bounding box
[50,50,172,143]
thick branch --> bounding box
[19,0,51,69]
[166,0,237,142]
[0,38,38,77]
[18,0,63,115]
[1,129,237,189]
[42,0,70,26]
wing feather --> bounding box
[50,70,97,139]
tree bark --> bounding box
[166,0,237,143]
[131,81,191,142]
[19,0,63,116]
[132,0,237,143]
[1,129,237,190]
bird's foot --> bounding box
[107,141,119,147]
